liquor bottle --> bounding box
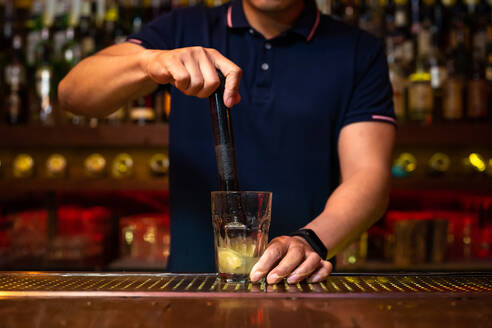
[383,0,396,35]
[409,0,421,35]
[149,153,169,176]
[46,153,67,178]
[33,27,56,126]
[3,34,28,125]
[392,0,413,71]
[63,11,86,129]
[442,60,465,121]
[392,152,417,178]
[97,0,125,49]
[467,58,488,120]
[470,0,489,63]
[407,57,433,124]
[129,95,156,125]
[13,0,31,35]
[111,153,134,178]
[84,153,106,177]
[24,0,43,72]
[131,0,144,34]
[119,0,134,35]
[58,1,82,83]
[78,0,96,58]
[443,26,468,121]
[51,0,69,65]
[428,27,447,121]
[0,1,14,104]
[13,153,34,178]
[387,37,408,122]
[428,152,451,176]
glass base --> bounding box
[218,272,250,283]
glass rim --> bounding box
[211,191,272,195]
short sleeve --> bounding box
[341,33,397,128]
[126,12,176,50]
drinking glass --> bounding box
[211,191,272,283]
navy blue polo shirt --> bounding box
[128,0,396,272]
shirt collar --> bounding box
[227,0,321,42]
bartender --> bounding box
[59,0,396,284]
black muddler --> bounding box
[209,71,240,192]
[209,71,246,225]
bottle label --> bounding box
[467,80,488,119]
[443,79,464,120]
[409,83,433,120]
[389,68,407,121]
[395,10,408,28]
[26,31,42,67]
[7,92,21,122]
[402,40,414,64]
[418,29,432,57]
[81,37,96,57]
[36,67,52,97]
[5,64,24,87]
[486,67,492,81]
[53,31,67,60]
[430,66,446,89]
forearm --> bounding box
[304,166,391,259]
[58,43,156,117]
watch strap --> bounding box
[288,228,328,260]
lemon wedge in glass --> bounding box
[218,248,244,273]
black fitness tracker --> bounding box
[288,228,328,260]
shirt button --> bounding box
[261,63,269,71]
[264,42,272,50]
[249,28,254,34]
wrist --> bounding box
[140,49,168,84]
[288,229,328,260]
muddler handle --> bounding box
[209,70,240,191]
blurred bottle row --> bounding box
[0,0,192,127]
[337,194,492,268]
[4,0,492,127]
[0,151,169,179]
[324,0,492,124]
[0,206,169,268]
[392,152,492,177]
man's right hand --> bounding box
[142,47,242,108]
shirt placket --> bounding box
[251,28,273,105]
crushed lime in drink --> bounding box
[217,240,259,275]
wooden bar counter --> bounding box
[0,272,491,327]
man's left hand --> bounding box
[249,236,333,284]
